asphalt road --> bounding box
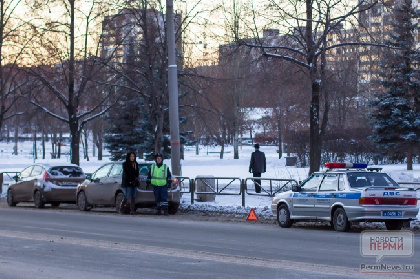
[0,205,419,279]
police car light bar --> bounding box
[325,162,368,169]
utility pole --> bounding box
[166,0,181,176]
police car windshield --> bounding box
[347,172,399,188]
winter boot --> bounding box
[156,208,162,215]
[130,197,136,215]
[163,208,169,216]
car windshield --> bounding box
[49,166,85,178]
[347,172,399,188]
[139,165,151,176]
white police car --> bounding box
[271,163,419,232]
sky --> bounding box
[1,140,419,228]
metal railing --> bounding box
[398,182,420,202]
[0,172,19,195]
[194,176,242,205]
[175,176,194,205]
[176,176,299,206]
[397,182,420,188]
[244,177,298,196]
[195,176,242,195]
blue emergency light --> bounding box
[325,162,368,169]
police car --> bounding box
[271,163,419,232]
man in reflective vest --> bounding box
[147,153,172,215]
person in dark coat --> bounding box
[249,144,266,193]
[122,152,139,215]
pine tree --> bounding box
[104,97,154,161]
[370,0,420,169]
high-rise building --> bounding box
[100,8,183,67]
[357,0,419,98]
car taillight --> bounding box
[359,197,382,205]
[43,171,51,180]
[359,197,417,205]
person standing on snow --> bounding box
[121,152,139,215]
[146,153,172,215]
[249,143,266,193]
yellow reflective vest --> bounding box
[151,164,168,186]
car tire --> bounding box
[333,208,350,232]
[168,203,179,215]
[77,192,90,211]
[7,190,16,207]
[34,191,45,209]
[115,192,125,214]
[51,202,60,208]
[277,204,293,228]
[385,220,403,230]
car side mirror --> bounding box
[292,185,301,192]
[13,175,19,182]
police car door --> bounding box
[292,173,323,218]
[314,173,339,220]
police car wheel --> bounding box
[34,191,45,209]
[333,208,350,232]
[277,204,293,228]
[7,189,16,206]
[385,220,403,230]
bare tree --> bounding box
[240,0,380,173]
[25,0,117,165]
[0,0,33,135]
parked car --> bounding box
[7,163,86,208]
[76,162,181,214]
[271,163,419,232]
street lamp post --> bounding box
[166,0,181,176]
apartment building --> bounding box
[100,8,182,66]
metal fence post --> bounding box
[241,179,246,207]
[190,179,195,204]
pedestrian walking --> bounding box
[121,152,139,215]
[249,143,266,193]
[147,153,172,215]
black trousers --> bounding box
[253,172,262,193]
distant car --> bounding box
[271,163,419,232]
[241,139,253,145]
[7,163,86,208]
[76,162,181,214]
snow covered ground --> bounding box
[0,141,419,228]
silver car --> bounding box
[76,162,181,214]
[271,163,418,231]
[7,163,86,208]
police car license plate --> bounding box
[382,211,402,217]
